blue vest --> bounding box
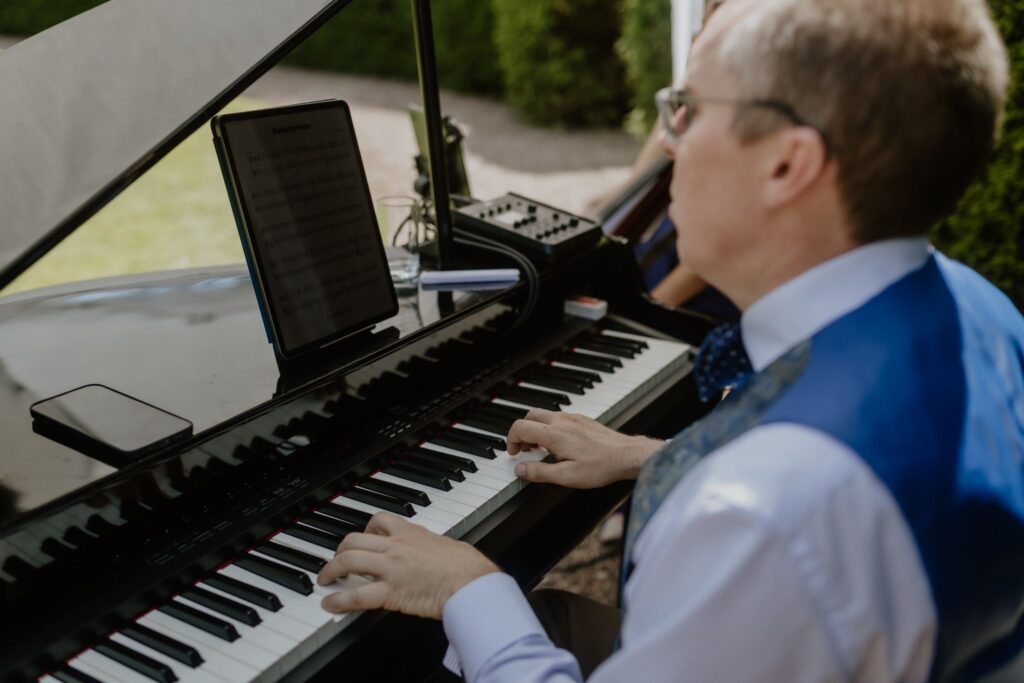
[623,254,1024,681]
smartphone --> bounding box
[30,385,193,468]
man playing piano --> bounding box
[317,0,1024,680]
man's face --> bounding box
[665,11,766,285]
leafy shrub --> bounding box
[932,0,1023,309]
[0,0,501,95]
[493,0,630,127]
[285,0,502,95]
[617,0,672,135]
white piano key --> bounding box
[108,632,226,683]
[571,346,662,371]
[271,531,338,561]
[69,656,135,683]
[246,550,369,626]
[417,443,515,483]
[515,382,613,410]
[173,596,294,657]
[143,609,278,672]
[136,612,259,683]
[331,494,449,535]
[401,499,461,527]
[217,566,332,630]
[372,472,488,509]
[73,651,155,683]
[194,582,316,643]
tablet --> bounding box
[212,100,398,358]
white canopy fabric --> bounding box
[671,0,706,83]
[0,0,343,288]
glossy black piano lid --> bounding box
[0,269,515,528]
[0,0,352,292]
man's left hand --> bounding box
[317,511,499,619]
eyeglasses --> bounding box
[655,86,828,149]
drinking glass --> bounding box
[377,196,427,288]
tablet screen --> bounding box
[214,100,397,357]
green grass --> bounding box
[0,97,266,298]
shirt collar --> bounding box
[741,237,931,371]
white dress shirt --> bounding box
[443,238,938,683]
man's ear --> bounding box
[761,128,829,209]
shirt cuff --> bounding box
[442,572,547,681]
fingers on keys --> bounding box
[321,581,390,614]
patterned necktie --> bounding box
[693,322,754,402]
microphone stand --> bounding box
[411,0,453,269]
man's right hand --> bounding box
[507,409,665,489]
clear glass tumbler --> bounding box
[377,196,426,288]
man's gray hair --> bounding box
[715,0,1009,242]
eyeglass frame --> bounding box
[655,86,829,152]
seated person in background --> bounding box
[618,0,740,320]
[317,0,1024,681]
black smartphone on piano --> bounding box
[211,100,398,359]
[30,384,193,468]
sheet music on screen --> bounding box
[214,101,396,357]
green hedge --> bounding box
[493,0,630,127]
[0,0,501,95]
[0,0,104,34]
[285,0,502,95]
[932,0,1024,309]
[617,0,672,135]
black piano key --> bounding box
[518,373,587,394]
[255,542,326,574]
[495,386,568,410]
[158,601,239,642]
[574,338,637,358]
[476,402,530,421]
[408,447,477,473]
[404,452,465,479]
[446,429,507,452]
[342,489,415,517]
[592,331,647,350]
[85,514,120,537]
[322,393,366,416]
[63,526,97,549]
[383,463,454,491]
[578,330,646,351]
[397,355,438,376]
[531,369,593,390]
[301,513,360,540]
[412,458,467,481]
[180,586,260,627]
[94,639,177,683]
[316,503,372,529]
[122,622,203,667]
[553,350,621,372]
[203,574,282,611]
[119,499,154,522]
[54,666,104,683]
[430,432,500,458]
[40,537,75,560]
[2,555,34,580]
[541,363,602,384]
[235,555,313,596]
[359,478,431,506]
[285,523,344,550]
[426,434,494,460]
[458,414,512,435]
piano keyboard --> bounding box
[41,329,691,683]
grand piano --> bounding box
[0,1,716,681]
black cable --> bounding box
[453,229,540,331]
